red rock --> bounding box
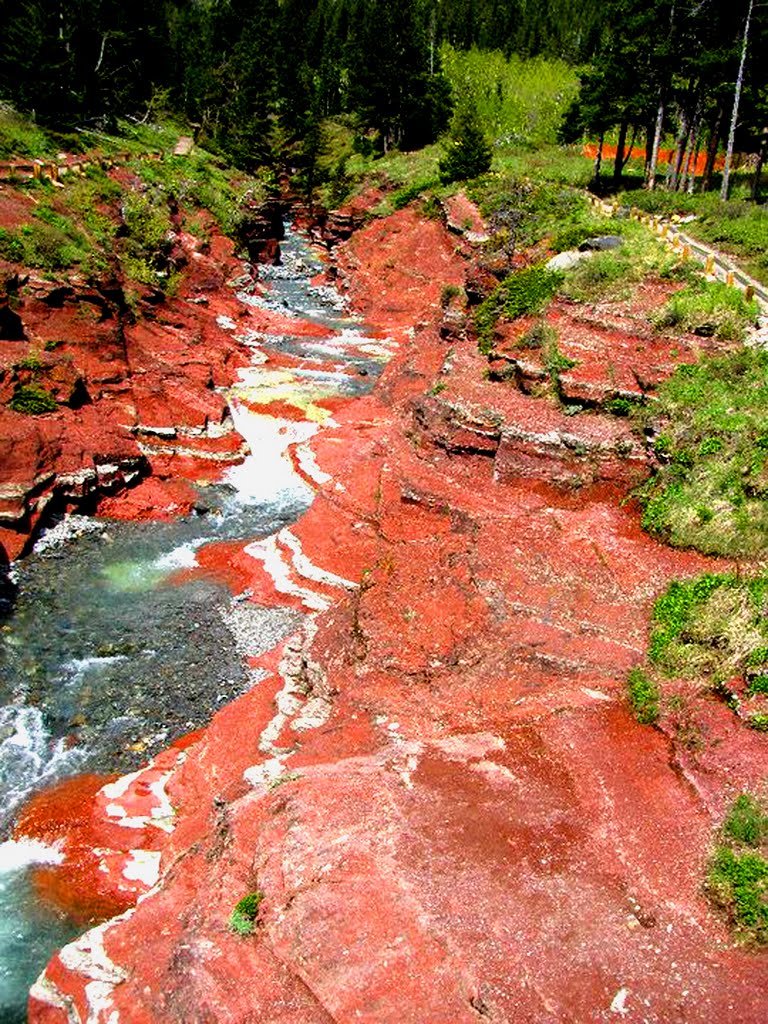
[96,477,198,521]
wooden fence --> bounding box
[0,150,162,185]
[587,194,768,313]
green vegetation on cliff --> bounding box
[708,795,768,945]
[636,347,768,558]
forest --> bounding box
[0,0,765,202]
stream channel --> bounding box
[0,228,391,1022]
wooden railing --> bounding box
[0,149,162,185]
[587,194,768,313]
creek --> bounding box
[0,228,390,1023]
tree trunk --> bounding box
[613,119,628,188]
[668,110,689,191]
[621,125,638,170]
[592,131,604,189]
[679,103,701,192]
[702,106,723,192]
[686,133,702,193]
[647,97,665,189]
[752,128,768,200]
[722,0,754,201]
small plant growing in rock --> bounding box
[8,384,58,414]
[517,320,556,350]
[707,794,768,945]
[627,667,660,725]
[440,283,462,308]
[229,890,264,936]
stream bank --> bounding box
[0,225,388,1022]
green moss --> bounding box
[229,890,264,936]
[8,384,58,414]
[627,667,660,725]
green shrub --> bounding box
[440,283,462,307]
[627,667,660,724]
[723,795,768,847]
[708,848,768,942]
[517,319,556,350]
[9,385,58,414]
[17,353,43,372]
[543,333,576,390]
[475,264,563,352]
[229,891,264,936]
[747,675,768,697]
[605,395,644,417]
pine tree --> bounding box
[438,101,492,183]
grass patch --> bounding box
[469,177,595,251]
[652,279,759,341]
[627,667,661,724]
[0,217,95,272]
[135,151,274,242]
[707,794,768,945]
[392,179,439,210]
[559,221,693,302]
[648,572,768,681]
[228,891,264,936]
[0,105,55,160]
[635,348,768,557]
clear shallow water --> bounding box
[0,227,390,1021]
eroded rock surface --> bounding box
[21,206,768,1023]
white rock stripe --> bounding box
[243,536,330,612]
[31,912,133,1024]
[277,527,357,591]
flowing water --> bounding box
[0,229,390,1022]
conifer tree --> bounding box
[438,100,492,183]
